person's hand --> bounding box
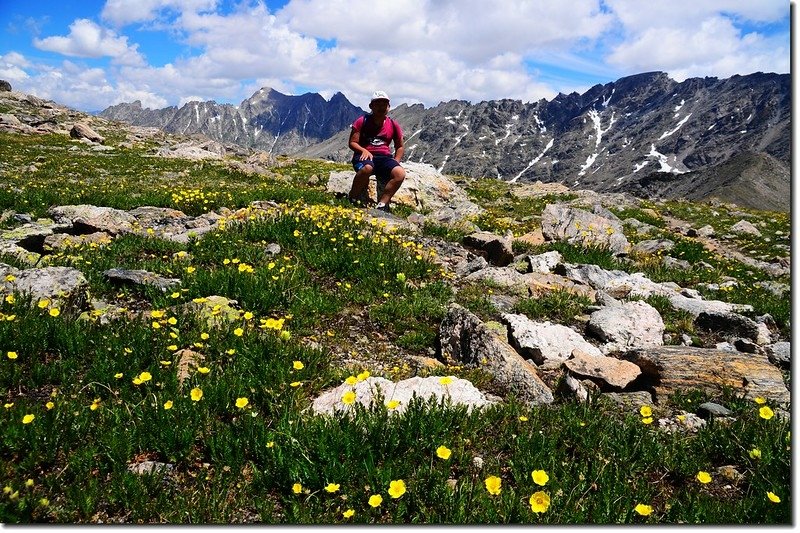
[359,150,373,161]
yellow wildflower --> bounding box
[436,445,452,460]
[388,479,406,499]
[484,475,502,495]
[531,470,549,486]
[634,503,653,516]
[342,391,356,404]
[529,491,550,513]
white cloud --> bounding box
[4,0,789,112]
[0,52,32,84]
[33,19,145,66]
[277,0,612,63]
[101,0,217,27]
[606,10,789,78]
[175,5,319,78]
[605,0,788,28]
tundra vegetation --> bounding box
[0,130,790,524]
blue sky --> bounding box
[0,0,791,112]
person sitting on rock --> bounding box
[348,90,405,212]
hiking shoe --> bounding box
[375,203,392,213]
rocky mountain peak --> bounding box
[99,71,789,211]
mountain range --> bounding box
[99,71,790,212]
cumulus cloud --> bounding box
[277,0,612,63]
[604,1,790,79]
[4,0,789,112]
[33,19,145,66]
[0,52,32,84]
[101,0,217,27]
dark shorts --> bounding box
[352,154,401,182]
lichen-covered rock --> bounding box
[624,346,790,405]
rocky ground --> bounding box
[0,84,791,422]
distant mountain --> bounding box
[99,88,364,154]
[100,72,791,211]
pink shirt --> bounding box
[352,115,402,156]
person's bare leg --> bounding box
[378,166,406,205]
[348,165,373,203]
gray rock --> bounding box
[662,256,692,270]
[454,256,488,277]
[462,231,514,267]
[730,219,762,236]
[556,373,590,403]
[7,266,88,303]
[632,238,675,254]
[70,122,104,144]
[49,205,136,235]
[526,251,562,273]
[766,341,790,368]
[696,402,732,419]
[128,461,174,475]
[103,268,181,292]
[695,311,760,341]
[440,304,554,405]
[733,338,758,353]
[502,312,603,365]
[541,204,631,256]
[327,161,483,216]
[310,376,496,416]
[696,225,715,237]
[587,300,664,353]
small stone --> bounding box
[696,402,732,419]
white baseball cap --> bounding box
[370,90,390,103]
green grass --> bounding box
[512,290,593,325]
[0,128,791,524]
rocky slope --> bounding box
[99,72,789,211]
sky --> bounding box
[0,0,792,113]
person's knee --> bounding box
[391,166,405,181]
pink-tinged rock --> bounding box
[563,348,641,390]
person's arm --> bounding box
[393,137,404,162]
[393,123,404,161]
[349,128,372,161]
